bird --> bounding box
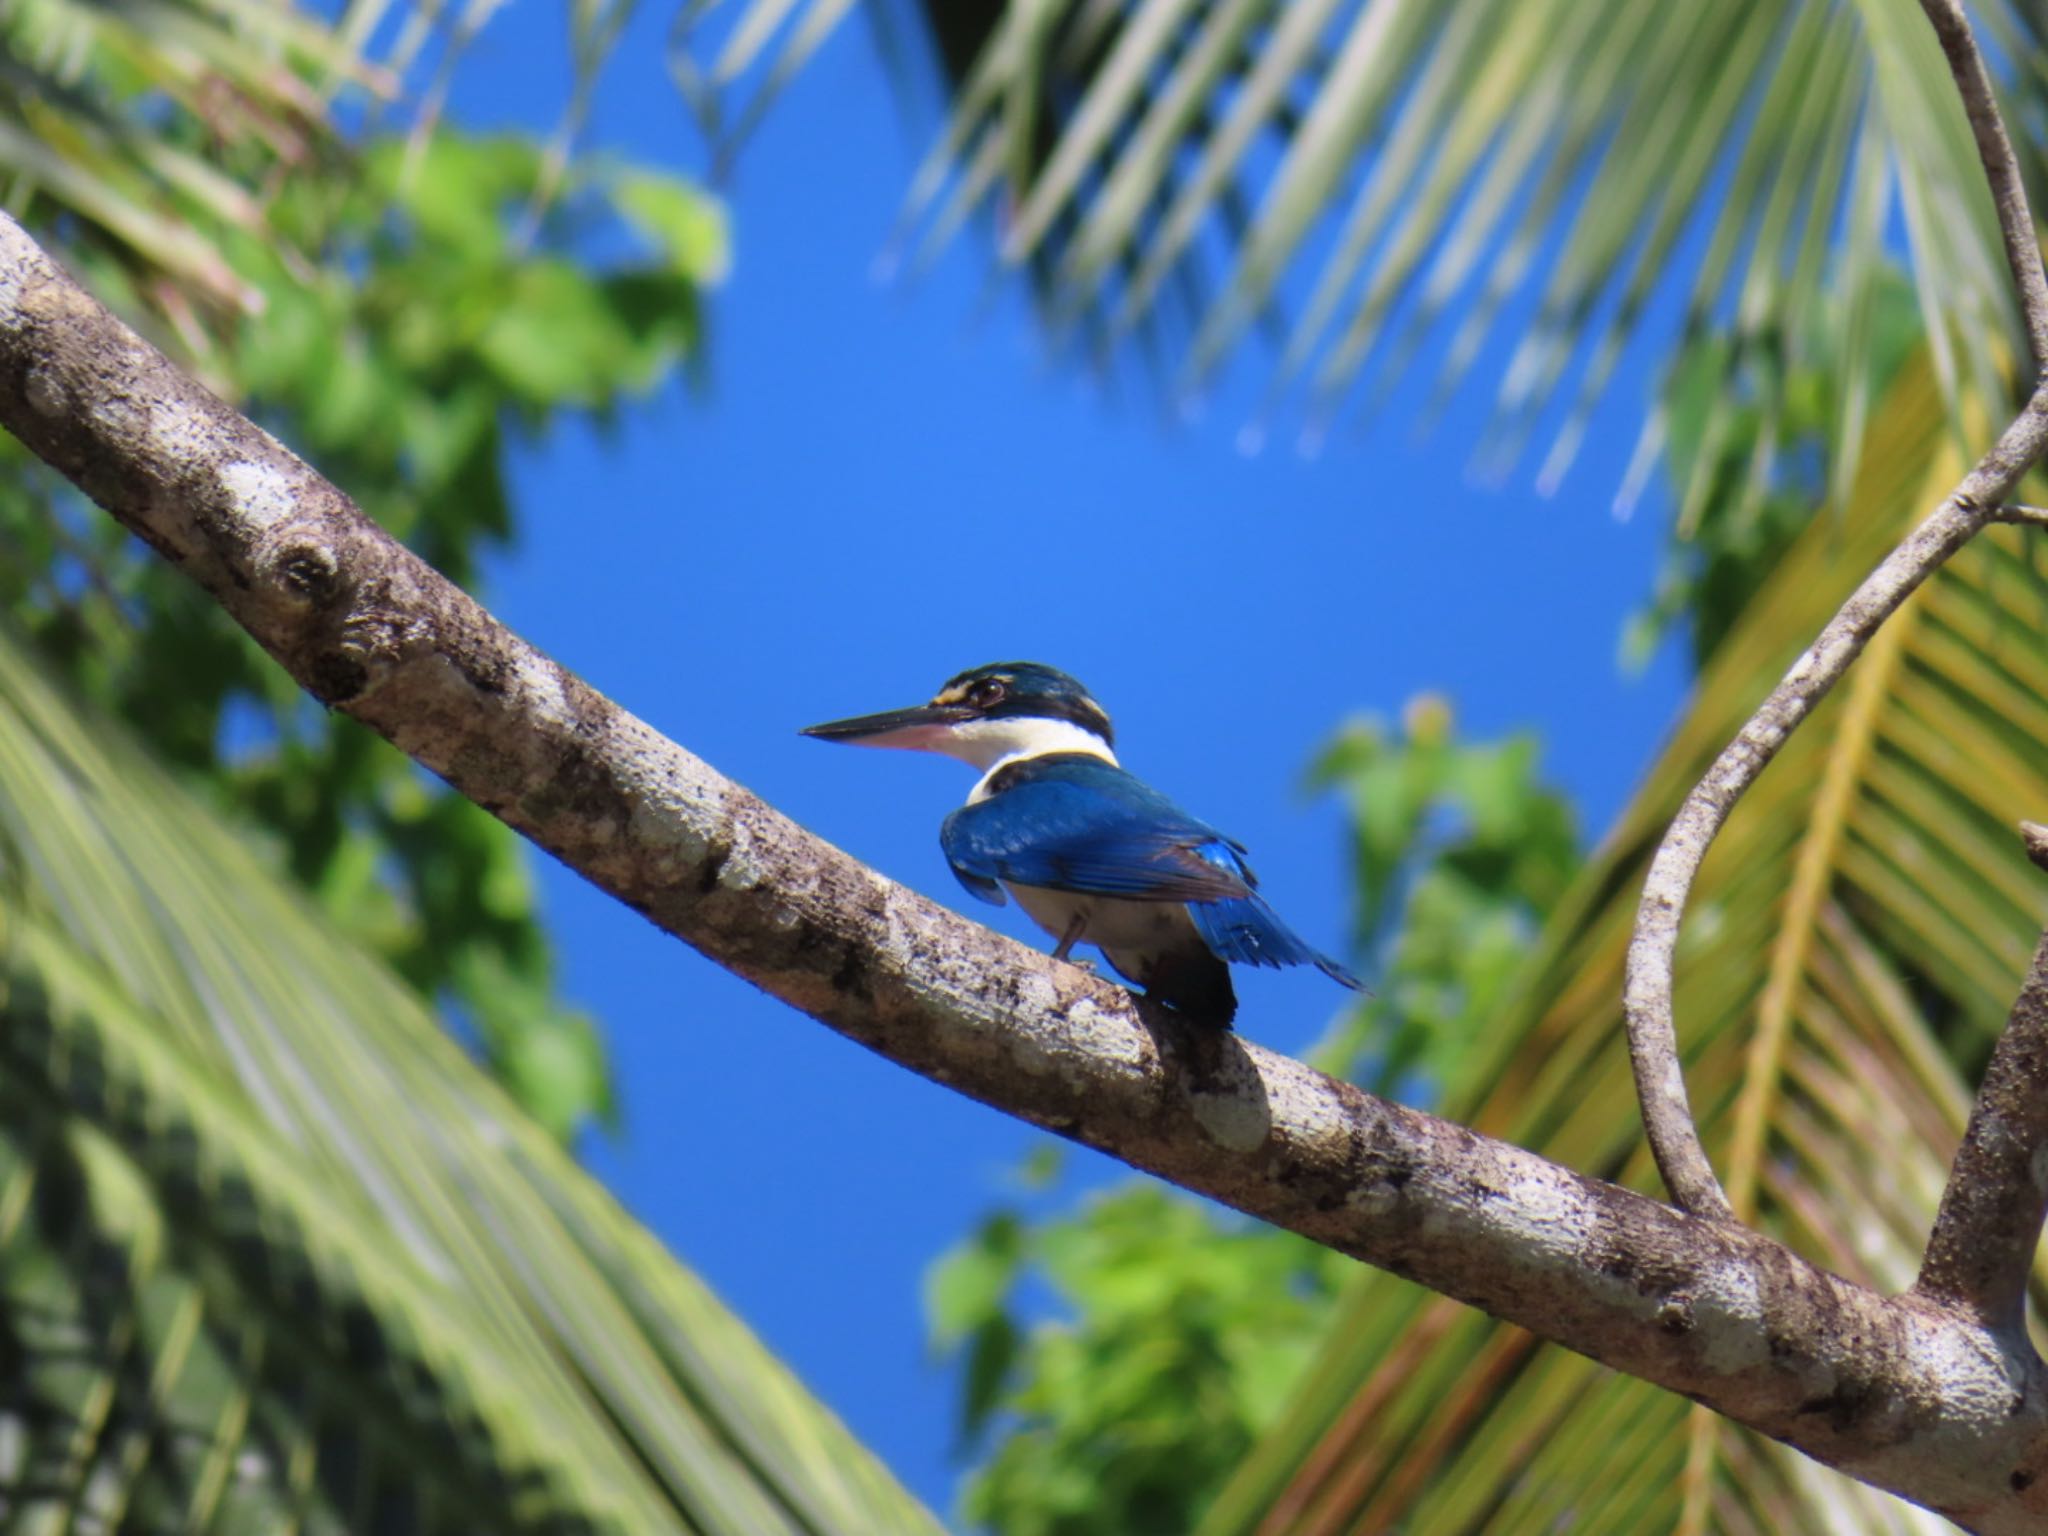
[801,661,1361,1028]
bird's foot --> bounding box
[1051,913,1089,965]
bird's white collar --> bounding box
[949,717,1118,803]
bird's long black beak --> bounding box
[800,702,977,747]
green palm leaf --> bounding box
[0,625,941,1535]
[1192,348,2045,1532]
[696,0,2039,498]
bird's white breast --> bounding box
[1007,882,1199,987]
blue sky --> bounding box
[454,8,1693,1520]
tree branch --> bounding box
[1622,0,2048,1221]
[9,210,2048,1535]
[1915,827,2048,1333]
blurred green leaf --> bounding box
[1307,696,1579,1098]
[615,169,733,283]
[938,1181,1348,1536]
[927,1213,1023,1348]
[481,258,644,400]
[386,133,541,252]
[1632,264,1929,669]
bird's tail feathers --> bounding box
[1191,896,1363,991]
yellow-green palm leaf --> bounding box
[1194,349,2046,1532]
[0,626,941,1535]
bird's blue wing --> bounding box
[940,757,1253,904]
[1189,895,1363,989]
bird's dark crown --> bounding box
[931,662,1115,747]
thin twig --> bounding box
[1914,825,2048,1332]
[1917,0,2048,376]
[1622,0,2048,1218]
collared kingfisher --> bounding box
[801,661,1361,1028]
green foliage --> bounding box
[1627,266,1927,670]
[0,130,726,1138]
[932,1174,1348,1536]
[1306,695,1579,1098]
[932,701,1579,1534]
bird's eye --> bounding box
[969,678,1007,709]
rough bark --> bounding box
[1916,828,2048,1333]
[8,213,2048,1532]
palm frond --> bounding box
[0,626,941,1535]
[1193,348,2047,1532]
[692,0,2044,497]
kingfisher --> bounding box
[801,661,1361,1028]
